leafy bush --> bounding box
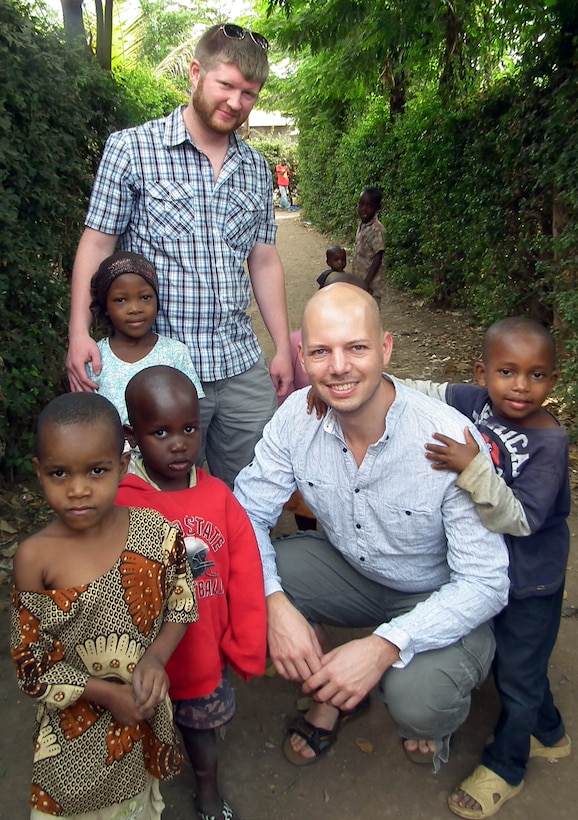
[296,63,578,428]
[0,1,184,479]
[113,63,185,125]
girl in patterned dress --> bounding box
[11,392,198,819]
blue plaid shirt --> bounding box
[85,106,277,381]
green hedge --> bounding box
[0,1,182,479]
[297,67,578,428]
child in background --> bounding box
[316,245,347,288]
[401,317,570,817]
[275,158,291,210]
[351,187,386,306]
[11,392,197,819]
[87,250,204,425]
[117,366,266,820]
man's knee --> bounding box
[379,622,495,738]
[274,533,329,607]
[381,662,472,737]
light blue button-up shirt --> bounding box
[235,376,509,666]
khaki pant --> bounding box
[274,531,495,758]
[198,355,277,489]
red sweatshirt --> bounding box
[116,469,266,699]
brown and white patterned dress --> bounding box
[11,507,198,817]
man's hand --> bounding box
[266,592,323,681]
[302,635,400,712]
[425,427,479,474]
[67,227,118,391]
[66,332,101,392]
[269,348,293,399]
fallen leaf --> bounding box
[0,542,18,558]
[355,737,373,754]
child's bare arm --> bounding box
[364,250,384,290]
[13,537,47,591]
[425,427,480,473]
[84,677,155,723]
[131,622,187,710]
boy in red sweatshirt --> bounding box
[116,365,266,820]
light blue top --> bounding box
[87,334,204,425]
[234,376,509,666]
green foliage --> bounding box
[113,63,185,123]
[0,0,116,478]
[0,0,184,479]
[137,0,202,67]
[298,67,578,422]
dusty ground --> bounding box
[1,211,577,819]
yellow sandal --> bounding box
[448,765,523,819]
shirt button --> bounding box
[359,556,365,562]
[354,488,360,493]
[342,447,347,453]
[405,510,411,516]
[356,523,361,529]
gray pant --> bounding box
[274,532,495,749]
[198,355,277,489]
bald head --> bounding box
[302,283,382,346]
[125,365,198,425]
[299,283,393,422]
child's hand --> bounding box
[425,427,479,473]
[107,681,155,725]
[306,388,328,419]
[131,654,169,712]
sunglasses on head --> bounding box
[219,23,269,52]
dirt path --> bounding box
[252,211,484,385]
[1,214,576,819]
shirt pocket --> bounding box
[378,503,441,553]
[293,473,343,524]
[223,189,265,255]
[145,181,197,239]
